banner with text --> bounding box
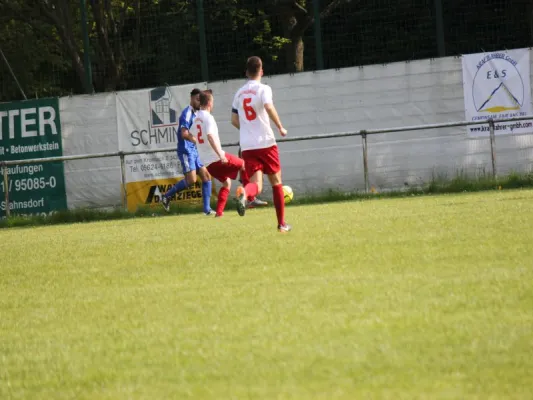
[462,48,533,136]
[116,84,207,211]
[0,98,67,217]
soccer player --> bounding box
[231,56,291,233]
[192,90,245,217]
[238,147,268,209]
[161,88,213,215]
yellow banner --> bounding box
[125,177,211,212]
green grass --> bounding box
[1,190,533,399]
[2,171,533,229]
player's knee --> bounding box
[223,179,231,189]
[268,173,282,186]
[185,175,196,185]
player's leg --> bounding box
[235,150,262,216]
[208,154,242,217]
[215,177,231,217]
[267,171,290,232]
[242,149,263,196]
[161,152,196,212]
[240,164,250,187]
[243,167,268,209]
[264,145,290,232]
[239,152,267,208]
[197,165,213,215]
[236,169,262,217]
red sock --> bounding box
[244,182,258,201]
[272,184,285,226]
[216,187,230,216]
[241,168,250,187]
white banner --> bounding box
[116,83,207,210]
[61,93,121,209]
[462,48,533,137]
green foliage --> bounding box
[1,0,531,100]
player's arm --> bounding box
[231,109,240,129]
[231,93,240,129]
[262,86,287,136]
[207,134,227,163]
[181,127,197,144]
[264,103,287,136]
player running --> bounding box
[161,88,213,215]
[191,90,244,217]
[231,56,291,233]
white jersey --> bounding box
[190,110,224,166]
[232,80,276,151]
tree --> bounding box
[0,7,70,100]
[0,0,155,93]
[272,0,352,72]
[202,0,352,76]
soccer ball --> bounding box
[282,185,294,204]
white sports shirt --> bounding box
[190,110,224,166]
[232,80,276,151]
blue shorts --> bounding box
[178,150,204,174]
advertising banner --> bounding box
[116,85,207,211]
[0,98,67,217]
[462,49,533,136]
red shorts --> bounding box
[207,152,244,183]
[241,145,281,177]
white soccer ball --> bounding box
[282,185,294,204]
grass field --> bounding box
[1,190,533,399]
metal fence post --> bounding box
[361,132,369,192]
[313,0,324,70]
[79,0,93,93]
[119,153,128,211]
[197,0,209,81]
[434,0,446,57]
[488,118,497,178]
[2,162,10,218]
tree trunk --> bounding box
[290,34,304,72]
[285,34,304,72]
[68,47,88,93]
[281,8,305,73]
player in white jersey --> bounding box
[231,56,291,233]
[191,90,245,217]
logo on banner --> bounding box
[127,87,179,147]
[472,53,524,114]
[150,86,178,127]
[144,181,202,204]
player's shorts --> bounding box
[178,150,203,174]
[241,145,281,176]
[207,153,244,183]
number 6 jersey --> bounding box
[232,80,276,151]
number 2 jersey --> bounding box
[232,80,276,151]
[190,110,224,167]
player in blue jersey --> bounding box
[161,88,213,215]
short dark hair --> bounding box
[246,56,262,76]
[199,90,213,107]
[190,88,201,96]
